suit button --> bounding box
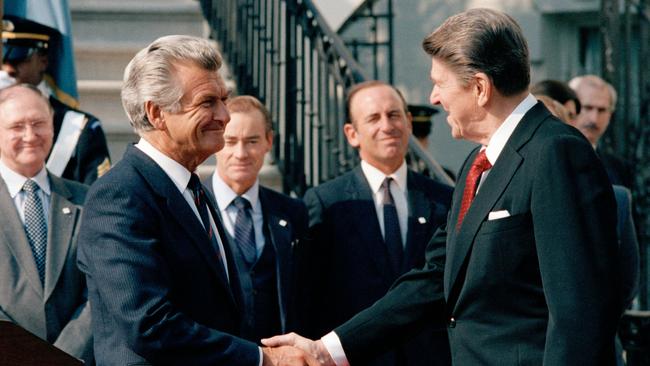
[449,317,456,328]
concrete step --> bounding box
[70,0,205,165]
[77,80,136,162]
[70,1,205,45]
[74,42,141,81]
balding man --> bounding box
[0,84,92,363]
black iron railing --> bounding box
[200,0,452,196]
[601,1,650,362]
[338,0,394,84]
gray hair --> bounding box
[568,75,617,112]
[121,35,223,133]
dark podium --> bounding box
[0,321,83,365]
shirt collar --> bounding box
[360,159,407,194]
[0,160,50,198]
[484,93,538,165]
[135,138,192,194]
[211,172,260,212]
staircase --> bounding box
[69,0,206,164]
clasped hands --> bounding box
[261,332,335,366]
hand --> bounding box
[262,333,335,366]
[262,345,320,366]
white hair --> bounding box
[121,35,222,133]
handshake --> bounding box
[261,333,336,366]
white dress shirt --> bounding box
[476,93,538,192]
[361,160,409,246]
[322,94,539,366]
[211,173,266,257]
[0,160,50,225]
[135,138,229,280]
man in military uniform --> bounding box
[2,15,110,184]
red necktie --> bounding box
[457,150,492,230]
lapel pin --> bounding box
[62,207,71,215]
[418,217,427,224]
[279,219,288,227]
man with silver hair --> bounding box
[569,74,633,188]
[77,35,317,366]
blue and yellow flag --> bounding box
[4,0,78,107]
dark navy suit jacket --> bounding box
[298,166,453,366]
[204,175,308,335]
[77,145,259,365]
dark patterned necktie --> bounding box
[232,196,257,267]
[188,174,216,240]
[457,150,492,230]
[382,177,403,275]
[23,180,47,285]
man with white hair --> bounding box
[77,35,317,366]
[569,74,633,188]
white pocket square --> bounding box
[488,210,510,220]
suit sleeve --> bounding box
[531,136,620,365]
[77,181,259,365]
[334,225,447,364]
[614,186,640,309]
[295,188,331,338]
[53,293,93,363]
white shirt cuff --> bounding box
[258,346,264,366]
[321,331,350,366]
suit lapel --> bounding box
[44,175,79,301]
[445,102,549,301]
[0,177,43,297]
[126,147,234,300]
[350,168,395,284]
[259,188,291,332]
[404,172,432,271]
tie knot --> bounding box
[381,177,393,191]
[472,150,492,172]
[188,173,201,189]
[381,177,394,205]
[232,196,252,211]
[22,179,39,193]
[187,173,202,195]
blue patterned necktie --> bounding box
[382,177,403,275]
[22,179,47,285]
[232,196,257,267]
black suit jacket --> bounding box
[334,103,621,366]
[204,176,309,334]
[597,148,634,189]
[77,146,259,365]
[299,167,453,366]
